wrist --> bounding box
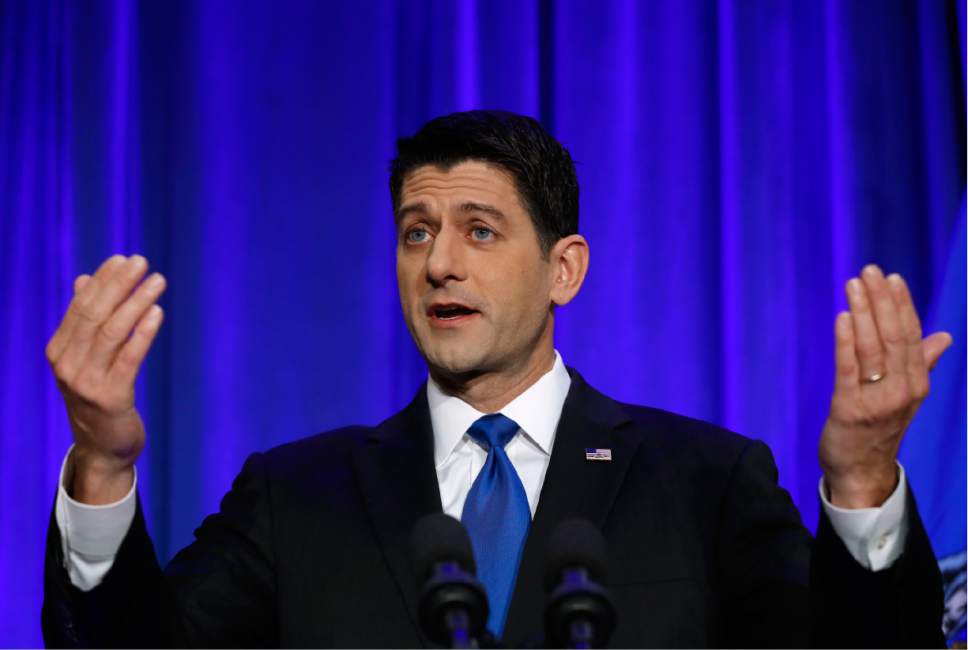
[69,446,136,505]
[824,464,898,509]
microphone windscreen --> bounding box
[543,518,608,591]
[410,513,477,583]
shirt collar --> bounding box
[427,351,572,468]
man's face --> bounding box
[396,160,556,380]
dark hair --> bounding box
[389,110,579,255]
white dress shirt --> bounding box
[430,350,571,519]
[56,349,908,592]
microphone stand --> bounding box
[422,560,488,649]
[545,567,615,649]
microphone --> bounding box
[410,513,490,649]
[543,519,616,649]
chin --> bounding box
[427,350,487,377]
[419,340,492,378]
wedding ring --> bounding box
[863,371,885,384]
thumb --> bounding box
[923,331,953,370]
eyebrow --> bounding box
[395,202,427,223]
[395,201,508,223]
[458,201,507,221]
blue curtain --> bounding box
[2,1,964,646]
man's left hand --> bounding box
[819,264,952,509]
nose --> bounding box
[425,226,466,287]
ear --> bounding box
[548,234,589,306]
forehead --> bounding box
[399,160,526,214]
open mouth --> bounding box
[428,304,479,322]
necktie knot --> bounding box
[466,413,519,451]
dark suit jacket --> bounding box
[43,369,945,647]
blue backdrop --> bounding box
[1,0,965,646]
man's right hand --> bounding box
[45,255,167,504]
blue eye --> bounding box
[472,227,493,241]
[406,228,429,243]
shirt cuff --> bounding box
[54,444,137,590]
[819,463,909,571]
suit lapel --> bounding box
[352,385,442,645]
[503,369,642,646]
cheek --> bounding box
[397,258,421,302]
[490,260,553,326]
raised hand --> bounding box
[819,264,952,508]
[45,255,167,504]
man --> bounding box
[43,110,950,647]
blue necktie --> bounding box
[460,414,531,638]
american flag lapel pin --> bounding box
[585,448,612,461]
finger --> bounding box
[47,254,126,368]
[87,273,167,371]
[71,255,149,354]
[860,264,906,380]
[64,256,128,344]
[923,331,953,370]
[833,311,860,393]
[886,274,928,398]
[77,255,128,307]
[45,274,92,364]
[845,275,885,382]
[110,304,164,388]
[54,255,136,382]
